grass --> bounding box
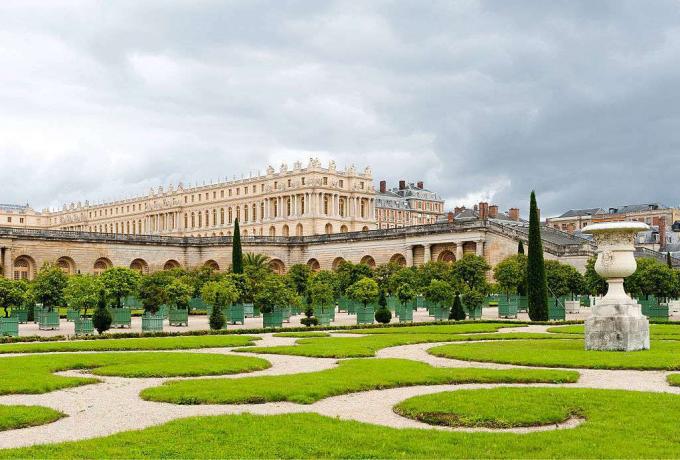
[235,333,578,358]
[0,352,270,395]
[429,339,680,370]
[667,374,680,386]
[140,358,578,405]
[0,335,259,354]
[272,332,331,338]
[5,389,680,458]
[348,323,514,335]
[394,387,583,428]
[0,405,65,432]
[547,323,680,340]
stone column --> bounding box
[424,244,431,263]
[476,239,484,256]
[405,245,414,267]
[456,243,464,260]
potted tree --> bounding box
[63,274,100,336]
[424,279,454,321]
[138,272,169,332]
[167,279,192,326]
[255,276,294,328]
[33,264,68,331]
[461,288,485,320]
[92,289,112,335]
[0,279,24,337]
[100,267,140,328]
[309,279,335,326]
[347,277,379,325]
[10,280,30,324]
[201,279,239,329]
[396,283,416,322]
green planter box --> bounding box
[74,317,94,335]
[188,297,208,311]
[513,295,528,312]
[0,317,19,337]
[337,297,350,313]
[498,297,518,319]
[316,312,332,326]
[548,298,566,321]
[142,315,164,332]
[39,310,60,330]
[243,303,255,318]
[33,304,44,323]
[226,304,245,325]
[580,295,591,308]
[11,309,28,324]
[416,296,426,309]
[397,305,413,322]
[281,307,291,323]
[356,306,374,325]
[66,308,79,322]
[314,306,334,325]
[262,310,283,328]
[640,301,669,321]
[346,300,359,315]
[158,305,169,320]
[386,296,399,312]
[464,304,483,320]
[110,308,132,328]
[123,296,143,309]
[169,308,189,326]
[432,305,451,321]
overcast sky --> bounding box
[1,0,679,218]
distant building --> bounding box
[0,204,46,229]
[442,202,521,224]
[375,180,445,229]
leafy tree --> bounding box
[0,279,25,318]
[449,294,466,321]
[462,288,485,315]
[287,264,311,297]
[417,261,453,290]
[254,275,297,313]
[209,293,226,330]
[493,255,525,296]
[378,289,387,307]
[387,267,418,296]
[100,267,141,309]
[518,240,525,254]
[336,262,373,296]
[166,279,193,310]
[396,282,416,308]
[138,272,170,315]
[63,274,102,317]
[527,190,548,321]
[232,218,243,274]
[227,273,253,303]
[544,260,571,299]
[373,262,403,294]
[584,256,607,296]
[243,253,270,271]
[33,263,68,312]
[625,258,679,301]
[346,277,379,308]
[451,255,490,292]
[308,279,335,308]
[310,270,339,299]
[92,289,112,334]
[201,279,240,307]
[424,279,454,307]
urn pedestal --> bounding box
[582,222,650,351]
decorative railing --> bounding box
[634,247,680,268]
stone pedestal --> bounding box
[585,314,650,351]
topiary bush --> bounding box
[300,305,319,327]
[209,293,226,331]
[449,294,466,321]
[92,289,112,335]
[375,305,392,324]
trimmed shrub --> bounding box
[92,290,113,335]
[375,305,392,324]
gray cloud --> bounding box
[1,0,679,217]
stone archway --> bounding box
[296,223,304,236]
[56,256,76,275]
[362,226,369,232]
[269,258,286,274]
[282,225,289,237]
[332,257,345,270]
[163,260,181,270]
[340,225,348,233]
[438,250,456,263]
[360,255,376,268]
[93,258,112,276]
[269,226,276,237]
[390,253,407,266]
[13,255,36,280]
[325,223,333,235]
[130,258,149,274]
[204,260,220,271]
[307,258,321,271]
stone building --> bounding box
[1,159,378,238]
[375,180,445,229]
[0,204,46,229]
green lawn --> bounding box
[667,374,680,386]
[547,324,680,340]
[236,333,578,358]
[348,323,515,335]
[429,339,680,370]
[272,332,331,338]
[394,387,583,428]
[0,335,259,354]
[5,389,680,458]
[141,358,577,405]
[0,352,270,395]
[0,405,65,432]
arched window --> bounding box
[191,212,196,228]
[269,226,276,236]
[282,224,289,237]
[213,209,217,226]
[252,204,256,222]
[300,196,305,214]
[204,210,209,227]
[273,200,278,217]
[339,198,346,217]
[286,198,291,216]
[236,206,241,221]
[325,223,333,234]
[184,213,188,229]
[13,256,34,280]
[228,207,233,223]
[244,205,249,223]
[360,199,366,218]
[220,208,225,225]
[324,195,330,215]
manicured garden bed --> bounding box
[0,405,65,432]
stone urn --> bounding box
[582,222,650,351]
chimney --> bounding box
[454,206,464,215]
[478,202,489,220]
[489,204,499,218]
[379,180,386,193]
[447,211,455,223]
[399,180,406,190]
[417,181,424,189]
[509,208,520,221]
[657,217,667,249]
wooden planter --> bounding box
[74,317,94,336]
[281,306,291,323]
[548,298,566,321]
[498,297,518,319]
[66,308,79,322]
[433,305,451,321]
[226,304,245,325]
[243,303,255,318]
[110,308,132,328]
[158,305,169,319]
[356,306,374,325]
[142,314,164,332]
[316,312,332,326]
[169,308,189,326]
[464,304,483,320]
[337,297,350,313]
[38,310,60,330]
[11,308,28,324]
[397,305,413,322]
[640,301,669,321]
[0,317,19,337]
[33,304,44,323]
[262,310,283,328]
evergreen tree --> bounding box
[209,293,226,330]
[667,252,673,269]
[92,289,112,335]
[232,219,243,274]
[527,191,548,321]
[518,240,525,254]
[449,294,466,321]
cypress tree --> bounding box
[92,289,112,335]
[449,294,466,321]
[667,251,673,269]
[232,218,243,274]
[527,191,548,321]
[518,240,525,254]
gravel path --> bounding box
[0,326,678,448]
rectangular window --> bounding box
[229,189,232,197]
[323,177,328,185]
[301,177,305,185]
[244,187,248,195]
[6,217,10,223]
[287,179,292,187]
[360,181,364,189]
[236,188,240,196]
[20,217,24,223]
[339,179,344,187]
[221,190,224,198]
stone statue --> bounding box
[582,222,650,351]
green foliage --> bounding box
[300,305,319,327]
[396,282,416,306]
[492,255,526,295]
[91,290,112,334]
[373,262,403,293]
[424,279,454,307]
[0,278,25,318]
[200,279,239,307]
[417,261,453,289]
[527,190,548,321]
[138,272,170,315]
[208,295,226,331]
[451,255,489,292]
[166,280,193,310]
[584,256,607,296]
[0,405,65,432]
[287,264,311,297]
[254,275,297,313]
[180,266,220,298]
[63,274,101,316]
[518,240,525,254]
[32,263,68,311]
[625,257,679,300]
[232,218,243,274]
[346,277,379,307]
[308,278,335,307]
[100,267,141,308]
[374,305,392,324]
[449,294,466,321]
[544,260,584,299]
[335,261,373,295]
[387,267,418,295]
[462,289,484,310]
